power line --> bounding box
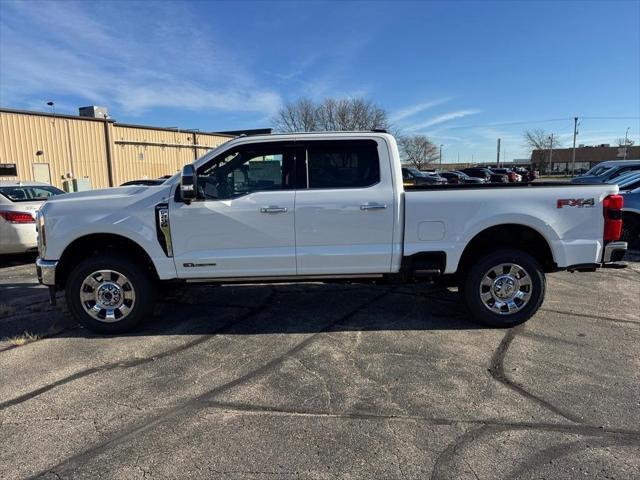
[432,116,640,131]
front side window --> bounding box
[306,140,380,189]
[197,143,293,200]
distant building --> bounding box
[531,145,640,174]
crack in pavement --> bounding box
[0,289,277,411]
[540,308,639,326]
[199,400,640,439]
[25,288,394,479]
[429,317,640,480]
[487,325,584,424]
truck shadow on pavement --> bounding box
[1,281,482,347]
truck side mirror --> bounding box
[181,164,197,204]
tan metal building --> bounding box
[0,108,233,189]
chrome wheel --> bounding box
[80,270,136,323]
[479,263,532,315]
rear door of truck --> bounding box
[294,138,396,275]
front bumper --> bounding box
[36,258,58,286]
[602,241,627,263]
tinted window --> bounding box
[0,185,64,202]
[611,166,640,179]
[306,140,380,189]
[197,143,294,200]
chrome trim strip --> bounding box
[36,258,58,286]
[185,274,384,283]
[602,241,627,263]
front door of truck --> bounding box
[294,139,396,275]
[170,141,297,279]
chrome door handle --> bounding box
[360,203,387,211]
[260,206,288,213]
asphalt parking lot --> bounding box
[1,254,639,480]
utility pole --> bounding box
[548,133,554,175]
[496,138,501,167]
[439,144,443,166]
[571,117,578,176]
[623,127,630,160]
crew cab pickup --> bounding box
[35,132,627,333]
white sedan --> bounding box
[0,181,65,255]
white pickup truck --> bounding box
[35,132,627,333]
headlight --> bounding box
[36,211,46,257]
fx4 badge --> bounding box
[557,198,595,208]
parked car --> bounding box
[460,167,491,182]
[438,170,485,184]
[402,167,447,185]
[571,160,640,184]
[606,171,640,192]
[491,168,520,183]
[621,187,640,249]
[0,181,64,255]
[452,170,486,184]
[35,132,626,334]
[463,167,508,183]
[437,171,463,184]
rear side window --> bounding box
[306,140,380,189]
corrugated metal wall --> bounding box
[0,111,110,188]
[110,126,229,186]
[0,109,232,189]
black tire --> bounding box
[65,254,156,334]
[461,249,545,328]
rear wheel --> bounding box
[461,249,545,327]
[65,254,156,334]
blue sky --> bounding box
[1,0,639,162]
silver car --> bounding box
[0,181,64,254]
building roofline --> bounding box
[0,107,235,137]
[0,106,114,123]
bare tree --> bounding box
[272,98,317,132]
[523,129,562,152]
[617,137,635,147]
[398,135,439,170]
[273,97,389,132]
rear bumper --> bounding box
[36,258,58,286]
[602,241,627,263]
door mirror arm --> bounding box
[181,164,198,204]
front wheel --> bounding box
[65,254,156,334]
[461,249,545,328]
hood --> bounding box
[45,185,171,204]
[39,184,173,219]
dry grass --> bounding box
[6,331,41,347]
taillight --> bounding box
[0,211,35,224]
[603,194,623,242]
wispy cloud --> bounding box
[407,110,482,131]
[0,1,282,116]
[389,98,452,123]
